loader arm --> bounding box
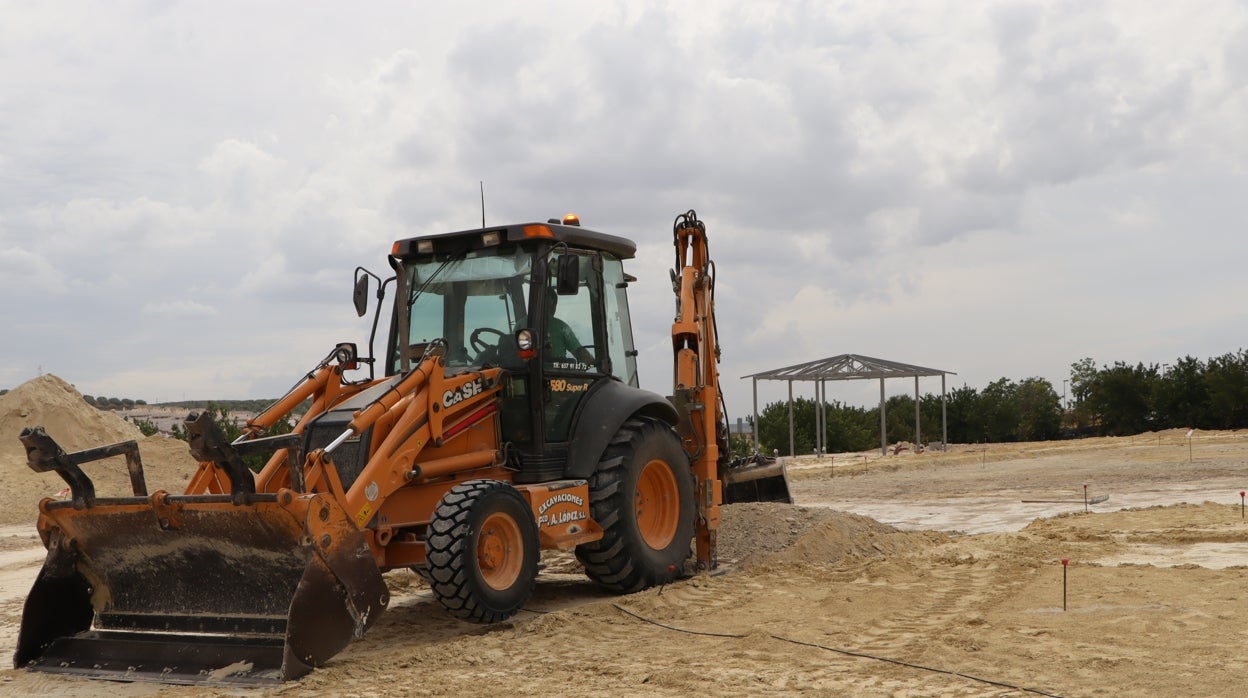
[314,350,505,536]
[189,343,367,497]
[236,344,507,553]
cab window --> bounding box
[601,255,638,387]
[543,251,600,374]
[398,247,533,372]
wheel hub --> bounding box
[635,458,680,549]
[477,512,523,591]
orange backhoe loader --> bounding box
[14,210,790,685]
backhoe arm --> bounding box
[670,210,726,568]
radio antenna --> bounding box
[479,181,486,228]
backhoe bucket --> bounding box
[722,456,793,504]
[14,491,388,685]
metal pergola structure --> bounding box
[743,354,956,457]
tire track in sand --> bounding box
[844,559,1006,657]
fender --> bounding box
[564,380,679,479]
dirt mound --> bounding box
[715,502,839,567]
[0,375,140,460]
[772,512,945,568]
[715,502,944,571]
[0,375,196,526]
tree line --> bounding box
[85,396,285,414]
[750,349,1248,454]
[1069,351,1248,435]
[83,395,148,409]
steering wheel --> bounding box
[470,327,506,355]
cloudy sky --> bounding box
[3,1,1246,420]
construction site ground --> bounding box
[3,380,1247,696]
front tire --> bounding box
[426,480,539,623]
[575,418,695,593]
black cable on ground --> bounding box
[610,603,1063,698]
[613,604,745,638]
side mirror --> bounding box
[353,269,371,317]
[556,255,579,295]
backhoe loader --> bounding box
[14,209,790,685]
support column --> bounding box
[914,375,921,448]
[879,377,887,456]
[941,374,948,452]
[787,380,795,457]
[811,379,819,456]
[752,377,760,453]
[818,378,825,456]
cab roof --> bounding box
[392,220,637,260]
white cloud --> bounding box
[141,300,218,318]
[0,245,63,293]
[1,0,1246,419]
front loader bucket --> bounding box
[14,490,388,685]
[722,456,793,504]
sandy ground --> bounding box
[1,429,1247,697]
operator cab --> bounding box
[384,217,646,481]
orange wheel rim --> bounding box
[636,459,680,549]
[477,512,523,591]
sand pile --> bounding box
[0,375,140,461]
[770,511,948,568]
[716,502,947,571]
[716,501,838,566]
[0,374,196,526]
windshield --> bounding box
[397,246,533,372]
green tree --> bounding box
[172,403,296,472]
[1153,355,1207,428]
[825,400,875,452]
[881,394,919,445]
[1069,357,1098,428]
[758,397,817,455]
[728,432,756,459]
[1204,350,1248,429]
[917,393,948,444]
[1092,362,1157,435]
[979,378,1021,442]
[131,418,160,437]
[1015,378,1061,441]
[757,397,883,455]
[943,385,980,443]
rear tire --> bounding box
[426,480,539,623]
[575,418,694,593]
